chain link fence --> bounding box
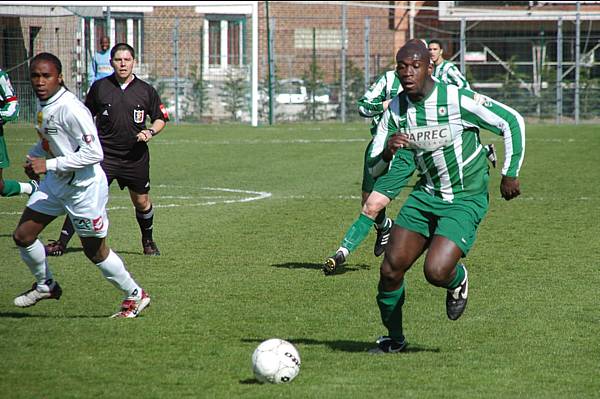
[1,2,599,125]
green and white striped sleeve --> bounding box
[366,97,402,177]
[443,62,470,89]
[357,72,389,118]
[0,70,19,122]
[460,90,525,177]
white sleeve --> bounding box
[46,102,103,172]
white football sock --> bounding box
[19,239,53,286]
[95,249,141,298]
[19,182,33,195]
[336,247,350,258]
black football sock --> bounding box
[136,205,154,241]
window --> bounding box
[94,19,106,43]
[205,15,245,69]
[228,20,241,66]
[115,19,127,44]
[90,16,141,51]
[209,20,221,66]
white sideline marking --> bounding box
[0,187,272,215]
[8,136,584,145]
[6,138,369,146]
[155,138,368,145]
[278,195,362,200]
[1,194,594,215]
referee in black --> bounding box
[45,43,168,256]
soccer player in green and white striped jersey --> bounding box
[366,40,524,354]
[322,69,403,274]
[428,39,469,89]
[429,39,497,168]
[0,67,38,197]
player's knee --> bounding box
[13,229,34,248]
[82,238,108,263]
[379,252,408,288]
[362,200,384,219]
[0,179,5,195]
[423,262,452,287]
[134,198,151,212]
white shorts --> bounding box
[26,171,110,238]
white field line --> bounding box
[8,138,368,146]
[110,187,271,210]
[0,192,595,216]
[0,187,272,215]
[8,137,581,146]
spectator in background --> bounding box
[0,67,38,198]
[88,36,112,85]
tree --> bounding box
[219,68,249,122]
[335,59,365,121]
[186,64,211,122]
[301,58,327,121]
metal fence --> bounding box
[1,2,599,125]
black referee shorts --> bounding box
[102,151,151,194]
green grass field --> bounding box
[0,122,598,398]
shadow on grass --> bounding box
[54,248,148,257]
[239,378,262,385]
[271,262,370,275]
[0,311,110,319]
[43,247,146,257]
[241,337,439,354]
[51,247,84,256]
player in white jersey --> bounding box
[11,53,150,318]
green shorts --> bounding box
[372,149,415,200]
[0,133,9,169]
[396,189,489,255]
[362,142,414,200]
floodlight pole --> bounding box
[556,18,563,124]
[266,1,273,125]
[460,18,466,75]
[575,1,580,125]
[340,1,347,123]
[174,17,179,125]
[251,1,259,127]
[364,17,370,93]
[106,6,110,35]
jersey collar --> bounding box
[39,86,67,107]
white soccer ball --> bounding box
[251,338,301,384]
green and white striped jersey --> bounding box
[433,60,470,89]
[0,68,19,124]
[357,70,403,136]
[368,82,525,202]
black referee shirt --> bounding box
[85,74,168,159]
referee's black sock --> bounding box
[136,205,155,241]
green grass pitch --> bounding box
[0,122,598,398]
